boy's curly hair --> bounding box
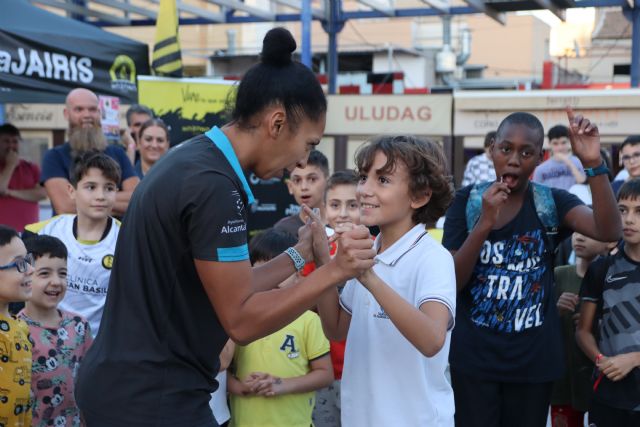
[354,135,454,227]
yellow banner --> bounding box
[138,76,234,142]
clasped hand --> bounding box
[236,372,284,397]
[296,206,376,281]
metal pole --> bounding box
[327,1,339,94]
[323,0,344,95]
[70,0,87,22]
[301,0,312,69]
[322,1,346,172]
[328,36,337,93]
[632,4,640,87]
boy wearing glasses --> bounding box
[25,152,121,338]
[0,225,34,425]
[612,136,640,194]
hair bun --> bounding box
[261,27,296,67]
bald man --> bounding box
[41,88,139,216]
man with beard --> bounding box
[41,88,139,216]
[0,123,46,231]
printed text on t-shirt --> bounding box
[470,229,547,333]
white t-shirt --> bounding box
[339,224,456,426]
[615,168,629,181]
[27,214,120,337]
[209,371,230,424]
[569,183,592,205]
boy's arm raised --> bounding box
[359,269,452,357]
[563,107,621,242]
[312,213,354,342]
[450,181,510,291]
[316,286,351,341]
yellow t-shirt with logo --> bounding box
[230,311,330,427]
[0,313,32,425]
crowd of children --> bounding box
[1,150,116,427]
[1,31,639,427]
[1,109,640,427]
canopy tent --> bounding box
[0,0,149,104]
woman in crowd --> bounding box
[134,118,170,179]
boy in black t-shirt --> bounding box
[443,109,621,427]
[576,178,640,427]
[551,231,617,427]
[274,150,329,238]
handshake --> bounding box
[295,205,376,283]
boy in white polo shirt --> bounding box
[316,135,456,426]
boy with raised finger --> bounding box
[443,108,621,427]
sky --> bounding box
[526,8,597,57]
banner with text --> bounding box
[454,89,640,137]
[0,1,149,103]
[325,94,452,136]
[138,76,234,145]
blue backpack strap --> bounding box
[465,181,559,235]
[465,181,493,231]
[530,182,560,235]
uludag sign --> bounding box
[325,94,452,136]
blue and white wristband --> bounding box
[285,247,306,272]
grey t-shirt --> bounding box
[532,156,583,190]
[581,251,640,411]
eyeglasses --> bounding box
[621,152,640,163]
[0,253,34,273]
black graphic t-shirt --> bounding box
[75,130,254,426]
[581,251,640,411]
[443,184,582,382]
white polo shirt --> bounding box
[339,223,456,427]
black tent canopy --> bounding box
[0,0,149,103]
